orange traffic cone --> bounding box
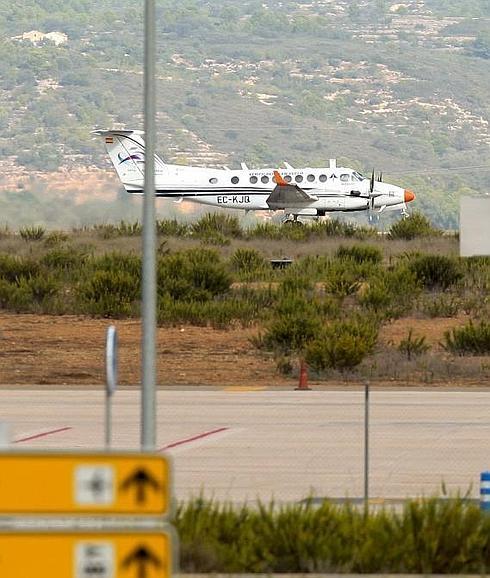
[295,359,311,391]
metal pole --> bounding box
[105,391,112,450]
[105,325,118,450]
[364,380,370,507]
[141,0,157,451]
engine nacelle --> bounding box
[316,197,369,212]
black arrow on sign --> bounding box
[120,468,163,504]
[122,545,162,578]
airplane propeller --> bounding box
[370,169,375,194]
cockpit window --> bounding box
[353,171,365,181]
[340,174,350,182]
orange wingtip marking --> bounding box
[105,137,114,143]
[273,170,288,186]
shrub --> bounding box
[158,248,231,301]
[324,269,360,297]
[192,213,242,239]
[398,329,430,360]
[335,244,382,265]
[305,316,379,371]
[44,230,69,247]
[156,219,189,237]
[247,222,284,240]
[78,270,140,317]
[90,252,141,277]
[0,280,31,311]
[443,320,490,356]
[174,497,490,574]
[260,296,323,354]
[359,265,419,318]
[230,248,268,277]
[388,212,441,240]
[0,255,40,283]
[422,294,461,318]
[408,255,463,290]
[19,225,45,241]
[158,296,259,328]
[41,247,88,272]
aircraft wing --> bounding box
[266,171,316,209]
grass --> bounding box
[174,497,490,573]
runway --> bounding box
[1,388,489,502]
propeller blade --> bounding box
[370,169,375,194]
[377,172,383,182]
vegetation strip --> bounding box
[1,213,489,385]
[174,497,490,573]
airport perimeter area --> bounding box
[4,387,490,503]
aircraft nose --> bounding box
[404,189,415,203]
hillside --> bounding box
[0,0,489,228]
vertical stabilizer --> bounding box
[93,129,166,190]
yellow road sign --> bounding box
[0,452,170,515]
[0,531,174,578]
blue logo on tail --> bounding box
[118,152,145,164]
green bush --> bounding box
[409,254,463,290]
[0,255,42,283]
[388,212,441,240]
[398,329,430,360]
[247,222,284,240]
[78,270,140,317]
[19,225,46,241]
[44,230,69,247]
[443,320,490,355]
[156,219,189,237]
[230,248,268,277]
[42,247,88,272]
[176,497,489,573]
[359,265,419,318]
[0,273,59,312]
[158,296,260,328]
[158,248,231,302]
[192,213,242,239]
[335,244,382,265]
[90,252,141,277]
[259,295,323,354]
[305,316,379,371]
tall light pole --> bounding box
[141,0,157,451]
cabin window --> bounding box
[261,175,269,184]
[319,174,327,182]
[231,176,239,184]
[209,177,218,184]
[284,175,292,183]
[307,174,315,182]
[295,175,303,183]
[250,175,258,184]
[340,174,350,182]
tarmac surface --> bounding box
[2,387,490,502]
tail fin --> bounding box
[92,129,166,191]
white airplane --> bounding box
[94,129,415,221]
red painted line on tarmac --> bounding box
[159,427,229,452]
[14,426,72,444]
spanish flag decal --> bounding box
[105,137,114,144]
